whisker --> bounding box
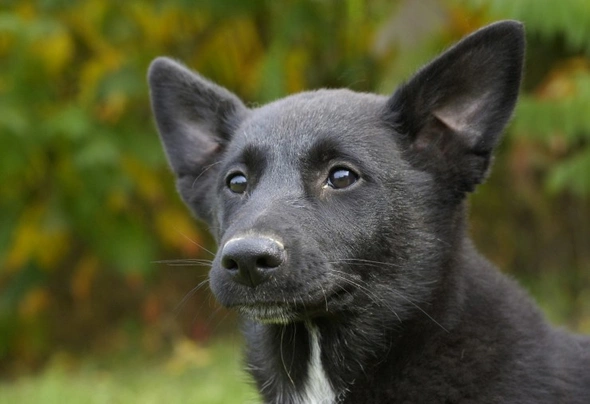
[208,307,231,334]
[329,271,402,323]
[280,326,296,387]
[290,322,297,378]
[387,288,449,333]
[192,160,222,188]
[153,258,213,267]
[319,284,329,312]
[174,229,216,257]
[173,278,211,315]
[331,268,448,332]
[329,258,402,268]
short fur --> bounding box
[148,21,590,403]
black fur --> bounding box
[148,21,590,403]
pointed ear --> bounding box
[148,58,248,222]
[386,21,525,196]
[148,57,248,177]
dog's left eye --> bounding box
[327,167,358,189]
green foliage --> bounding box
[461,0,590,53]
[0,0,214,369]
[515,71,590,196]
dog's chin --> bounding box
[236,305,298,325]
[232,290,356,325]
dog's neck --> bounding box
[300,323,336,404]
[244,233,470,404]
[245,320,343,404]
[244,304,455,404]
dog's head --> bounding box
[148,21,524,325]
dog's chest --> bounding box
[298,325,336,404]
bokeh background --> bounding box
[1,0,589,402]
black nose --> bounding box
[220,237,285,287]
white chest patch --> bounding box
[299,325,336,404]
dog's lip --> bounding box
[235,303,296,324]
[228,286,354,324]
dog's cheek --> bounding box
[175,173,221,225]
[315,191,390,265]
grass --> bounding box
[0,339,260,404]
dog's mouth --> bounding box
[236,304,297,324]
[231,287,355,324]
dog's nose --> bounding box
[220,237,284,287]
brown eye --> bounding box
[227,173,248,193]
[327,167,358,189]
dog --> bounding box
[148,21,590,403]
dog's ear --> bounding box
[148,57,248,221]
[386,21,525,197]
[148,57,248,176]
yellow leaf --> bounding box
[65,1,122,105]
[19,287,50,319]
[31,29,74,75]
[155,207,202,256]
[78,52,122,105]
[4,205,44,272]
[122,157,162,203]
[286,48,310,94]
[37,228,69,269]
[106,187,129,212]
[130,3,201,48]
[96,91,128,123]
[15,3,36,20]
[4,204,70,272]
[535,58,590,100]
[196,18,263,96]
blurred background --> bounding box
[1,0,589,402]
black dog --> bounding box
[148,21,590,403]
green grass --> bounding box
[0,339,260,404]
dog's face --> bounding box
[148,21,524,325]
[201,91,425,323]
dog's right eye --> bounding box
[227,173,248,193]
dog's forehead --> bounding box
[237,89,386,150]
